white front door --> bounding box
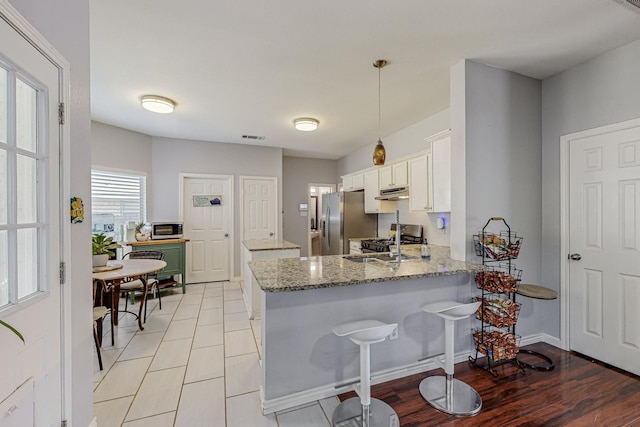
[0,13,62,425]
[568,121,640,376]
[183,176,232,283]
[242,177,277,241]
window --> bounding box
[91,169,147,241]
[0,62,47,308]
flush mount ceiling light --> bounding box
[372,59,387,166]
[294,117,319,132]
[141,95,175,114]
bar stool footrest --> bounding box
[516,349,555,371]
[332,397,399,427]
[419,376,482,417]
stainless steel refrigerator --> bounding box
[320,191,378,255]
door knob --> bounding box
[224,233,229,237]
[269,232,274,236]
[569,253,582,261]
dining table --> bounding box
[92,259,167,330]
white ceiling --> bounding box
[90,0,640,160]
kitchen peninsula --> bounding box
[248,245,484,414]
[242,239,300,319]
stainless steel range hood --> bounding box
[375,186,410,201]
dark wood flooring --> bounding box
[338,343,640,427]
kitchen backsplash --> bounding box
[377,199,450,246]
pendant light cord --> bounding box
[378,64,381,141]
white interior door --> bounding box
[183,176,232,283]
[0,14,62,425]
[568,122,640,376]
[242,177,277,241]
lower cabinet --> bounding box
[130,240,187,293]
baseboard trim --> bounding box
[260,333,561,414]
[542,333,562,349]
[261,351,468,414]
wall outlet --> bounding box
[389,325,399,340]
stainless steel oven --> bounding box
[360,224,423,253]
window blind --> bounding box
[91,169,147,238]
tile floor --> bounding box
[93,280,340,427]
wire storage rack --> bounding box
[469,217,524,376]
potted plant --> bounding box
[92,232,121,267]
[1,319,24,343]
[135,222,150,241]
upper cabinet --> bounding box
[409,154,431,212]
[341,129,450,213]
[430,132,451,212]
[409,130,451,212]
[364,169,395,214]
[342,172,364,192]
[379,161,408,190]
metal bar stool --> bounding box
[332,320,399,427]
[419,301,482,417]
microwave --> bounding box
[151,222,183,240]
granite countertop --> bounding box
[243,239,301,251]
[249,245,484,292]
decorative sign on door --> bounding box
[193,195,222,206]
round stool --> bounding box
[332,320,399,427]
[515,284,558,371]
[419,301,482,417]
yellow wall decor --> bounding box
[70,197,84,223]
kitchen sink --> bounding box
[343,254,418,263]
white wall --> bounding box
[91,121,154,218]
[337,109,452,244]
[151,137,283,277]
[541,39,640,338]
[9,0,93,425]
[282,157,338,257]
[450,60,543,338]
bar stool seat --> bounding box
[332,320,399,427]
[515,284,558,371]
[419,301,482,417]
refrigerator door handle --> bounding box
[326,207,330,247]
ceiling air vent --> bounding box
[627,0,640,8]
[242,135,265,141]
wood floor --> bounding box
[338,343,640,426]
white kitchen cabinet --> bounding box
[342,172,364,192]
[430,133,451,212]
[379,161,408,190]
[364,169,395,214]
[409,131,451,212]
[409,154,432,212]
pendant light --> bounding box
[372,59,387,166]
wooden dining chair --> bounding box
[120,250,165,323]
[93,279,114,370]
